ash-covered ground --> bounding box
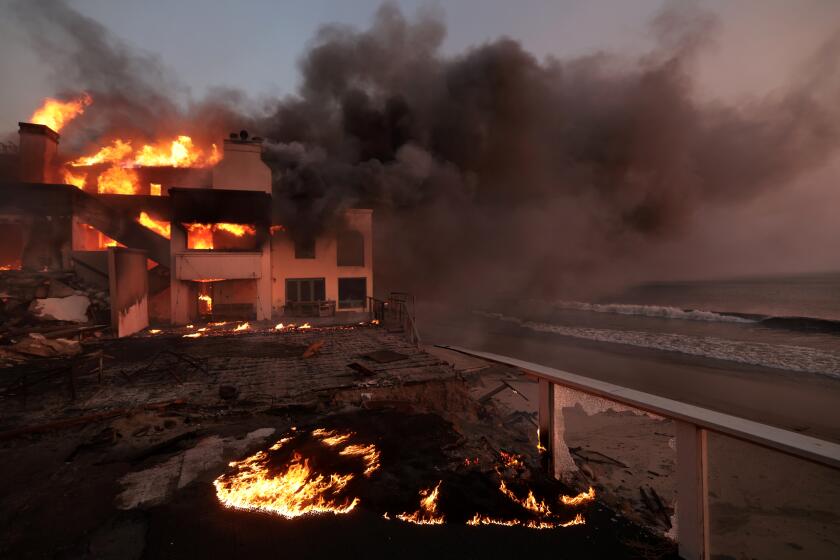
[0,324,676,559]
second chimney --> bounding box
[18,122,59,183]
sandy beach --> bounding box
[425,311,840,559]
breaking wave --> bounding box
[546,300,756,323]
[477,312,840,379]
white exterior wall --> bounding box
[271,209,373,314]
[211,140,271,193]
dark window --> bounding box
[337,230,364,267]
[294,237,315,259]
[338,278,367,309]
[286,278,326,302]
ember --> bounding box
[499,450,524,470]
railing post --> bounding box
[676,421,710,560]
[538,379,554,474]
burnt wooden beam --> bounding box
[73,189,170,265]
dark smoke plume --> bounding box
[262,3,840,299]
[11,1,840,301]
[10,0,250,150]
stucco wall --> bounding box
[271,209,373,314]
[211,141,271,193]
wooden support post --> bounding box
[538,379,555,474]
[676,421,710,560]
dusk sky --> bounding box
[2,0,840,278]
[2,0,839,127]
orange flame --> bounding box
[467,512,584,529]
[137,212,171,238]
[98,166,140,195]
[30,93,91,132]
[134,136,220,168]
[537,427,547,453]
[339,444,381,477]
[184,222,256,250]
[215,223,256,236]
[313,429,352,447]
[198,294,213,314]
[80,223,121,249]
[233,322,250,332]
[559,513,586,528]
[214,432,381,519]
[560,486,595,507]
[299,323,312,330]
[183,332,203,338]
[150,183,162,196]
[215,450,358,518]
[70,136,219,169]
[531,515,586,529]
[396,481,445,525]
[62,169,87,190]
[70,139,133,167]
[497,469,552,516]
[185,223,213,249]
[467,514,522,527]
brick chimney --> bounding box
[18,122,59,183]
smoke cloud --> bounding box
[10,1,840,301]
[261,3,840,299]
[9,0,251,150]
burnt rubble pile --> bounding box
[0,270,109,365]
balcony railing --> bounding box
[437,345,840,560]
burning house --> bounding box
[0,96,373,334]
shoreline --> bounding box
[420,311,840,443]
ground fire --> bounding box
[213,428,381,518]
[3,3,838,559]
[395,481,445,525]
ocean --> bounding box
[473,272,840,379]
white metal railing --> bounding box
[437,345,840,560]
